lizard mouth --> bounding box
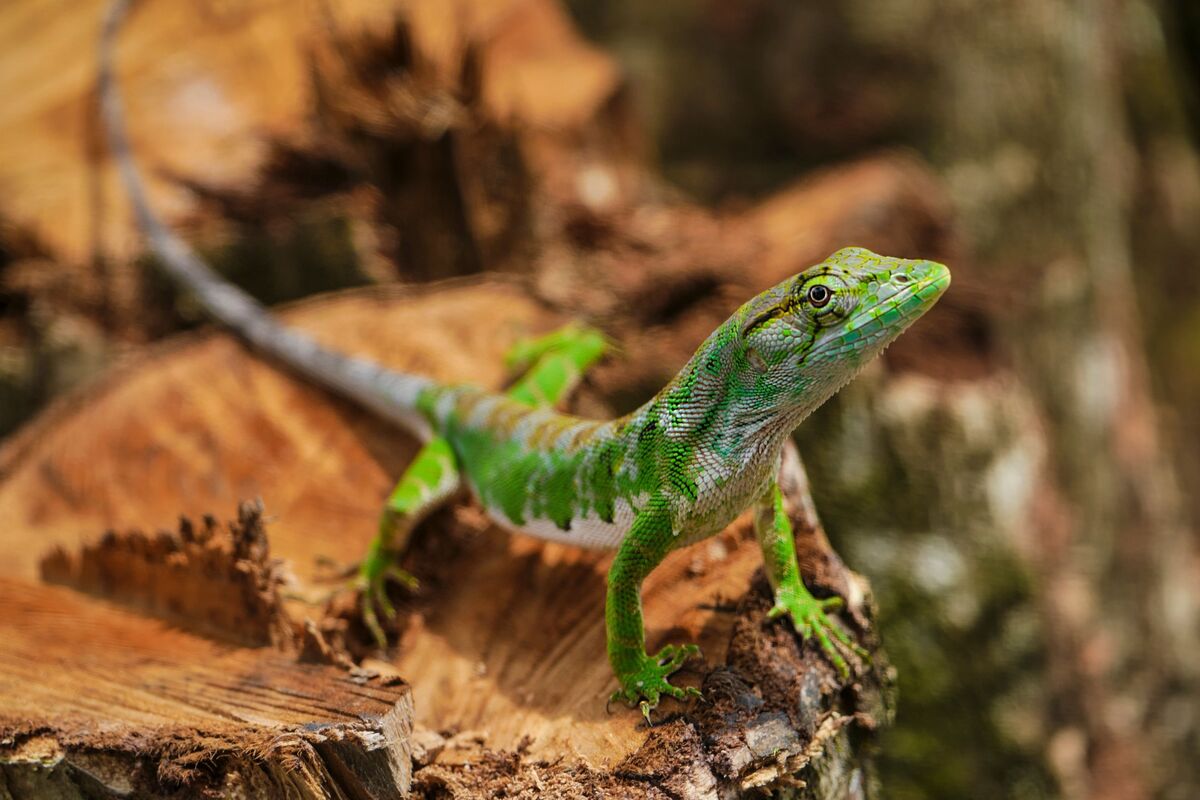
[809,265,951,361]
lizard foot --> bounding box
[306,552,419,650]
[356,550,419,650]
[609,643,703,722]
[769,588,869,679]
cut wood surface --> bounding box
[0,278,812,759]
[0,278,887,797]
[0,576,414,797]
[0,4,961,790]
[0,155,960,797]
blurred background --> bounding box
[0,1,1197,798]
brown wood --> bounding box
[0,151,959,797]
[0,279,890,797]
[0,575,414,797]
[0,0,619,268]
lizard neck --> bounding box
[606,317,811,512]
[637,316,812,457]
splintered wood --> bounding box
[0,166,961,795]
[40,500,295,649]
[0,281,562,796]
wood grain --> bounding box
[0,576,413,797]
[0,0,619,268]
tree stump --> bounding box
[0,279,896,797]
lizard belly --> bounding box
[483,499,636,550]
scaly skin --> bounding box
[100,0,950,719]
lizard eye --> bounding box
[807,284,832,308]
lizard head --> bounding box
[734,247,951,421]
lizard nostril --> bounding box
[893,274,910,284]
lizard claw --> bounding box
[355,549,420,649]
[610,643,703,723]
[770,588,869,679]
[302,550,420,650]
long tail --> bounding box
[99,0,433,436]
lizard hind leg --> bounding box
[359,322,609,648]
[359,436,462,648]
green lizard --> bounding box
[99,0,950,717]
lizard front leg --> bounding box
[754,447,868,678]
[504,322,607,404]
[607,499,702,720]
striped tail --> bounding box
[98,0,433,437]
